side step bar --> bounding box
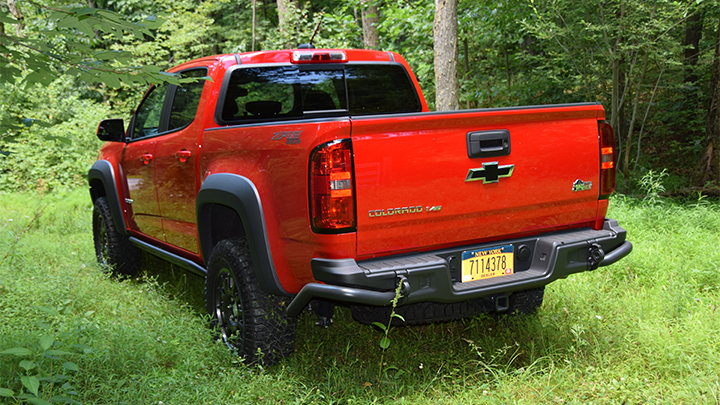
[129,237,207,277]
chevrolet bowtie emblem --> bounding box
[465,162,515,184]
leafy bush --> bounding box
[0,79,110,193]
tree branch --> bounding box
[1,32,136,75]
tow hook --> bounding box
[588,243,605,270]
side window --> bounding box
[345,65,422,115]
[132,83,168,139]
[169,68,208,131]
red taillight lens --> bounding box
[599,122,616,199]
[310,139,356,233]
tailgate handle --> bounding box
[467,130,511,158]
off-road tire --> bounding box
[351,286,545,325]
[92,196,140,276]
[205,238,295,366]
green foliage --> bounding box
[0,190,237,403]
[0,2,188,88]
[459,0,546,108]
[253,2,364,51]
[0,0,718,190]
[0,78,108,192]
[520,0,711,184]
[0,329,84,404]
[377,0,435,108]
[371,282,406,351]
[637,168,669,205]
[370,282,406,384]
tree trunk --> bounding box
[503,41,511,89]
[611,57,620,131]
[6,0,24,36]
[634,66,665,173]
[701,16,720,184]
[252,0,257,51]
[276,0,294,27]
[623,51,648,193]
[433,0,458,111]
[610,3,625,152]
[683,9,703,85]
[277,0,299,47]
[681,6,703,165]
[361,0,379,49]
[464,37,470,109]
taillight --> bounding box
[599,122,616,199]
[309,139,356,233]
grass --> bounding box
[1,189,719,403]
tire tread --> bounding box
[205,238,295,366]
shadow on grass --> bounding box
[283,302,572,401]
[136,252,207,316]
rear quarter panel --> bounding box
[199,119,355,293]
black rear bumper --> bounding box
[286,219,631,316]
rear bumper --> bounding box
[286,219,631,316]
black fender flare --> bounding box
[196,173,287,296]
[88,160,128,235]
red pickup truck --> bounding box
[89,48,632,365]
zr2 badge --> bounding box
[272,131,302,145]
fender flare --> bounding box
[88,160,128,235]
[196,173,287,296]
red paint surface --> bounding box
[97,49,612,294]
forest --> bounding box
[1,0,720,194]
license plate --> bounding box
[461,245,514,282]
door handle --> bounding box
[467,130,511,158]
[141,153,153,165]
[175,149,192,163]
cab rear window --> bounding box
[218,64,421,124]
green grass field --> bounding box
[1,189,719,404]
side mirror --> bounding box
[97,119,125,142]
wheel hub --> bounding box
[214,267,244,352]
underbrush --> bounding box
[1,190,719,403]
[0,80,109,193]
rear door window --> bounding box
[130,68,208,140]
[132,83,169,139]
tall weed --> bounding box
[637,168,668,205]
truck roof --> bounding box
[169,49,400,72]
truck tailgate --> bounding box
[351,103,605,258]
